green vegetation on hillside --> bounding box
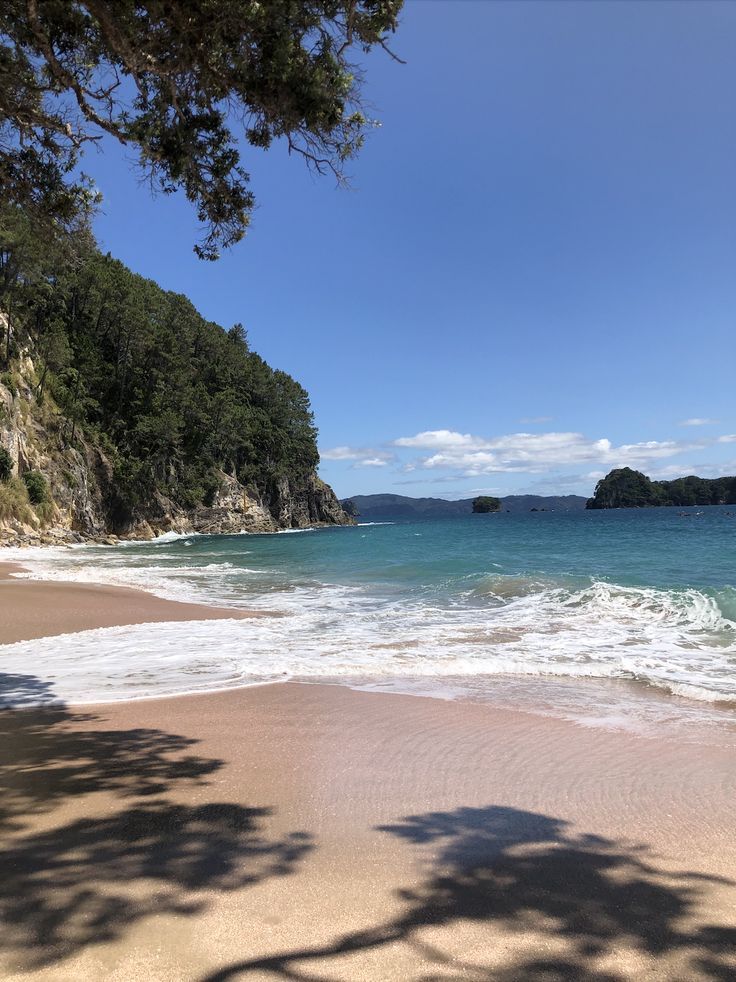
[472,495,501,513]
[0,207,321,524]
[22,470,48,505]
[0,441,51,526]
[0,1,402,259]
[586,467,736,509]
[0,477,33,524]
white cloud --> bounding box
[393,430,487,450]
[648,460,736,480]
[679,418,719,426]
[519,415,553,424]
[392,429,707,477]
[325,425,730,489]
[320,445,394,465]
[321,446,362,460]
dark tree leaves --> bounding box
[586,468,736,508]
[1,210,322,513]
[0,0,403,258]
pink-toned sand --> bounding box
[1,681,734,982]
[0,561,256,643]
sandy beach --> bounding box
[0,682,734,981]
[0,562,257,644]
[1,563,735,980]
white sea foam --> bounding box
[148,530,205,544]
[1,574,734,705]
[2,543,734,742]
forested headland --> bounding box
[0,210,349,540]
[0,2,404,540]
[586,467,736,509]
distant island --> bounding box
[586,468,736,509]
[341,493,587,520]
[472,496,501,513]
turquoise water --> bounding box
[2,507,736,739]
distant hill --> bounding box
[341,493,588,520]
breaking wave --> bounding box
[2,510,735,742]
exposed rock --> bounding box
[0,356,353,546]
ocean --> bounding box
[2,507,735,743]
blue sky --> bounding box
[88,1,735,499]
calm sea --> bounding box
[2,507,735,743]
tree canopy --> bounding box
[472,495,501,514]
[0,0,403,258]
[586,467,736,509]
[0,205,322,522]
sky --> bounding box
[87,1,735,499]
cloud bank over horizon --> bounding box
[320,425,736,497]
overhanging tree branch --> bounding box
[1,1,404,258]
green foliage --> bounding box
[33,498,54,525]
[22,470,48,504]
[0,445,12,481]
[472,496,501,513]
[587,468,736,509]
[0,1,403,259]
[0,209,323,522]
[1,371,17,397]
[0,476,33,523]
[586,468,655,509]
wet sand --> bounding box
[0,562,255,643]
[1,681,734,981]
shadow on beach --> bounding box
[202,805,736,981]
[0,672,314,972]
[1,672,734,980]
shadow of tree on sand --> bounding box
[202,805,736,981]
[0,672,314,972]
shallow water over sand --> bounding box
[2,508,735,742]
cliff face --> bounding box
[0,349,351,544]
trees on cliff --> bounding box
[0,209,321,517]
[0,446,12,481]
[0,0,403,258]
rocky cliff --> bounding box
[0,334,351,545]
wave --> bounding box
[143,530,204,545]
[1,574,734,706]
[2,542,735,744]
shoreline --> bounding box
[2,560,735,749]
[0,561,257,645]
[2,556,734,978]
[1,682,734,981]
[0,518,347,551]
